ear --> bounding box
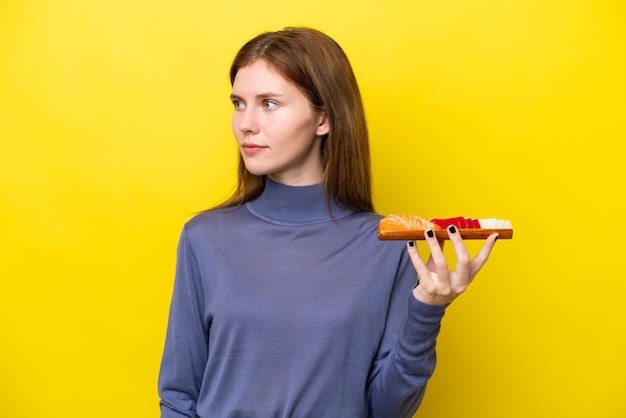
[316,111,330,136]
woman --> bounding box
[158,27,498,418]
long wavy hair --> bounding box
[215,27,374,212]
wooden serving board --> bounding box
[378,228,513,240]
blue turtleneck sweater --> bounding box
[158,179,446,418]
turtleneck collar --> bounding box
[245,178,354,226]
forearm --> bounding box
[368,296,446,418]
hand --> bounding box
[406,226,498,305]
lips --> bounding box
[242,143,268,155]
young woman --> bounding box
[158,27,498,418]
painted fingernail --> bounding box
[408,240,415,247]
[427,229,434,238]
[449,225,457,234]
[495,235,499,242]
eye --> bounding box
[231,99,245,110]
[263,100,278,110]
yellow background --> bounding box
[1,1,624,417]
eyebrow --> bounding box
[229,92,284,101]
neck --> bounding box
[267,160,324,186]
[245,178,353,226]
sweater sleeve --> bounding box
[158,227,208,418]
[367,250,447,418]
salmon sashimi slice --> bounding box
[378,214,440,238]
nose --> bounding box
[234,107,259,135]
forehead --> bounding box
[231,60,296,94]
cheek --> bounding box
[275,114,318,139]
[231,114,242,137]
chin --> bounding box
[242,163,271,177]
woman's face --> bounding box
[230,60,329,186]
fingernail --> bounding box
[408,240,415,247]
[449,225,457,234]
[427,229,434,238]
[495,235,499,242]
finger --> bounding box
[426,235,445,271]
[423,229,448,283]
[447,225,472,285]
[469,233,499,279]
[406,241,431,283]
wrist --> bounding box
[412,285,453,306]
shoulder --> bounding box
[347,210,383,225]
[346,210,407,253]
[181,206,247,242]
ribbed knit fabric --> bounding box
[159,179,446,418]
